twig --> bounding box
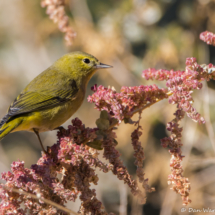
[3,186,79,215]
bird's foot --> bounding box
[54,126,66,132]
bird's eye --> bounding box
[83,58,90,64]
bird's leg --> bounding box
[33,128,47,154]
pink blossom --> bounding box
[200,31,215,46]
[143,58,215,123]
[41,0,76,45]
[88,85,167,122]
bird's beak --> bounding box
[96,63,113,69]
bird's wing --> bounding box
[0,80,78,125]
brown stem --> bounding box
[3,186,78,215]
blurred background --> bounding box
[0,0,215,214]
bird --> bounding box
[0,51,112,153]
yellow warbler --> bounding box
[0,51,112,152]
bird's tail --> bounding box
[0,116,22,140]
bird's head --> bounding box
[53,51,112,83]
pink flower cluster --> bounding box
[101,128,145,202]
[200,31,215,46]
[142,52,215,204]
[161,109,191,205]
[41,0,76,45]
[88,85,169,202]
[88,85,167,122]
[0,119,113,215]
[142,58,215,123]
[131,124,155,194]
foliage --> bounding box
[1,0,215,214]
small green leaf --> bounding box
[96,118,110,130]
[100,110,109,119]
[87,140,103,150]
